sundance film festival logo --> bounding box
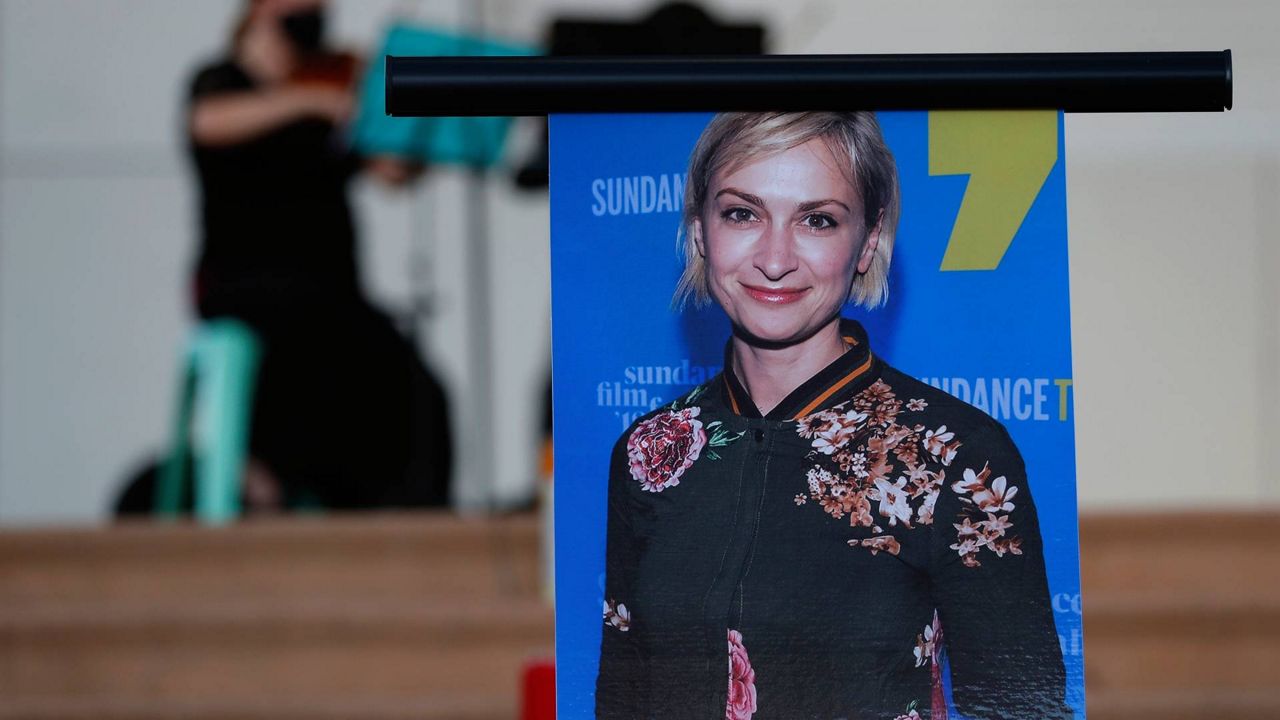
[590,173,687,216]
[596,360,721,430]
[918,376,1075,422]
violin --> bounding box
[276,3,360,91]
[290,50,362,91]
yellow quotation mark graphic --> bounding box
[928,111,1059,271]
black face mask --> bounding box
[280,8,326,52]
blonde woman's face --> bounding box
[696,138,878,345]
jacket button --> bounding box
[753,429,764,442]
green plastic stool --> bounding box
[156,319,261,525]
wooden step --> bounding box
[0,513,552,719]
[0,512,542,609]
[1079,511,1280,599]
[1,597,552,699]
[1085,689,1280,720]
[1083,596,1280,692]
[0,696,514,720]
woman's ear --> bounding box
[856,209,885,274]
[692,218,707,258]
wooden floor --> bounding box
[0,511,1276,718]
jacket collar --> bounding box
[721,318,879,422]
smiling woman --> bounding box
[694,133,880,414]
[595,112,1069,720]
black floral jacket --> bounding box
[596,320,1070,720]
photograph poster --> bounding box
[550,110,1084,719]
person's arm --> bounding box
[929,421,1072,719]
[189,85,351,148]
[596,435,650,718]
[363,155,426,188]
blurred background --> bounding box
[0,0,1276,718]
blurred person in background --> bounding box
[184,0,451,510]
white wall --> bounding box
[0,0,1275,524]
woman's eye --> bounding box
[802,213,838,230]
[721,208,757,224]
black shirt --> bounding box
[597,319,1069,719]
[188,60,361,309]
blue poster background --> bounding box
[550,111,1084,718]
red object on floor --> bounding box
[521,659,556,720]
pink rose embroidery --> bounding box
[727,625,752,712]
[627,407,707,492]
[726,629,757,720]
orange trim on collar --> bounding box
[724,375,742,415]
[788,354,874,421]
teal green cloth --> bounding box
[352,24,538,168]
[157,319,261,524]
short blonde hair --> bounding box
[673,112,900,310]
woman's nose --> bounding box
[753,224,799,281]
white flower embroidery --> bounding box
[923,425,955,458]
[873,476,913,528]
[951,464,989,496]
[793,380,1022,570]
[603,599,631,632]
[917,489,939,525]
[971,474,1017,514]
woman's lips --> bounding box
[742,284,809,304]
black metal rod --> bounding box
[386,51,1231,116]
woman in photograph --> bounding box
[596,112,1068,719]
